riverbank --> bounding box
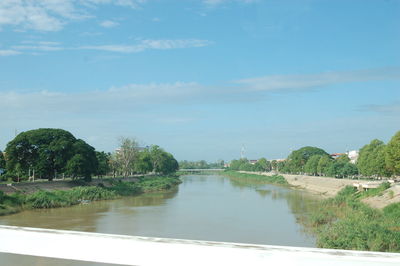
[237,171,400,208]
[0,176,181,216]
[226,170,400,252]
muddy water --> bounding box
[0,175,318,265]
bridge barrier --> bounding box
[1,226,400,265]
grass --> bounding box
[221,170,288,185]
[0,176,181,213]
[305,185,400,252]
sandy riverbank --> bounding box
[238,171,400,208]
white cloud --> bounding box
[80,39,213,53]
[12,41,63,51]
[0,0,144,31]
[99,20,119,28]
[235,67,400,92]
[0,49,21,56]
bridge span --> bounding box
[0,225,399,265]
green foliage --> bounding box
[149,145,179,175]
[5,128,98,181]
[317,155,333,176]
[0,176,181,214]
[179,160,224,169]
[326,160,358,178]
[222,171,288,185]
[386,131,400,175]
[138,176,182,192]
[135,149,153,174]
[284,146,329,174]
[305,186,400,252]
[0,151,5,170]
[304,155,322,175]
[357,139,391,177]
[95,151,111,176]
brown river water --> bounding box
[0,174,318,265]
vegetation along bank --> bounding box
[223,170,400,252]
[0,175,181,216]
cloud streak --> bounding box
[235,67,400,92]
[80,39,213,53]
[0,0,145,31]
[8,39,212,54]
[0,49,21,56]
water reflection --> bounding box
[0,174,317,266]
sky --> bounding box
[0,0,399,162]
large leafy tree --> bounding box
[357,139,391,177]
[386,131,400,175]
[0,151,5,170]
[149,145,178,175]
[317,155,333,176]
[95,151,111,177]
[304,155,323,176]
[135,149,153,174]
[286,146,329,174]
[5,128,98,181]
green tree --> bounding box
[286,146,329,174]
[0,151,5,171]
[4,128,91,181]
[304,155,322,176]
[149,145,178,175]
[95,151,111,177]
[357,139,391,177]
[254,158,271,172]
[229,158,248,171]
[385,131,400,175]
[66,140,98,181]
[317,155,333,176]
[135,149,153,174]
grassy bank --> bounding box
[0,176,181,215]
[221,171,288,185]
[306,184,400,252]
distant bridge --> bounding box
[0,225,399,265]
[178,168,225,172]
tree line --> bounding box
[228,130,400,178]
[0,128,178,182]
[179,160,225,169]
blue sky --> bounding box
[0,0,399,162]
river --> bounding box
[0,174,318,265]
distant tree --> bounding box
[116,137,139,177]
[66,140,98,181]
[149,145,178,175]
[0,151,5,170]
[304,155,323,176]
[255,158,271,172]
[4,128,96,181]
[385,131,400,175]
[286,146,329,174]
[271,160,277,171]
[357,139,391,177]
[95,151,111,177]
[135,149,153,174]
[229,158,248,171]
[326,161,358,178]
[317,155,333,176]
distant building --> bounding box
[330,151,359,164]
[330,153,346,159]
[249,160,258,165]
[347,150,359,164]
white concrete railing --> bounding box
[0,225,400,266]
